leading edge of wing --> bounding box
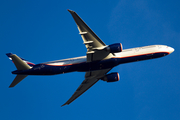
[61,68,112,107]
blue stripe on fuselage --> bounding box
[117,52,169,64]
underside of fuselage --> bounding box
[12,51,169,76]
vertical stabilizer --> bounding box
[7,53,31,70]
[6,53,35,67]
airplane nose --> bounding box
[168,47,174,54]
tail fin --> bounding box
[6,53,32,87]
[6,53,35,67]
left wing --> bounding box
[68,10,113,62]
[61,68,111,106]
[68,9,106,52]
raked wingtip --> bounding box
[67,9,74,13]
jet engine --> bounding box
[101,72,120,82]
[106,43,123,53]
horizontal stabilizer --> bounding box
[9,75,28,88]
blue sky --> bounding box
[1,0,180,119]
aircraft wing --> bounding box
[68,10,113,62]
[61,68,111,106]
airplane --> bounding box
[6,10,174,106]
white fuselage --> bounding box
[15,45,173,75]
[44,45,174,66]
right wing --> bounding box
[61,68,111,106]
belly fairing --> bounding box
[74,58,120,72]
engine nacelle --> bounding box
[106,43,123,53]
[101,72,120,82]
